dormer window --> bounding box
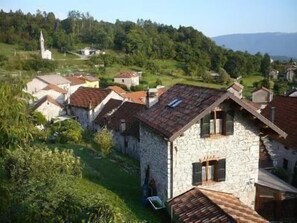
[200,110,234,138]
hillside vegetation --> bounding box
[0,9,270,82]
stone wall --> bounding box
[172,112,259,208]
[113,131,140,160]
[139,124,169,200]
[264,138,297,175]
[139,110,260,208]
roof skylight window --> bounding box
[167,99,182,108]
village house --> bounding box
[261,96,297,177]
[252,86,273,109]
[67,87,123,129]
[31,95,65,121]
[26,74,71,99]
[114,71,140,89]
[286,88,297,97]
[95,100,145,159]
[227,82,244,99]
[65,76,86,94]
[136,84,287,222]
[269,69,279,80]
[32,83,67,104]
[76,74,100,88]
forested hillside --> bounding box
[0,9,270,78]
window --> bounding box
[122,79,124,83]
[283,158,289,170]
[200,110,234,138]
[192,159,226,186]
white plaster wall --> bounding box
[114,76,139,89]
[36,102,63,121]
[26,78,48,94]
[269,140,297,174]
[69,84,84,95]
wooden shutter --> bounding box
[223,110,234,135]
[215,159,226,182]
[200,114,210,138]
[192,162,202,186]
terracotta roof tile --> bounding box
[107,86,127,95]
[32,95,63,110]
[168,187,267,223]
[94,99,123,125]
[125,91,146,104]
[65,76,86,86]
[261,96,297,149]
[116,71,138,78]
[69,87,111,109]
[42,84,67,94]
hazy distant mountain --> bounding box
[212,32,297,59]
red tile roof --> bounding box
[136,84,286,141]
[94,99,123,125]
[32,95,63,110]
[65,76,86,86]
[42,84,67,94]
[107,86,127,95]
[116,71,138,78]
[125,91,146,104]
[69,87,111,109]
[261,96,297,149]
[168,187,267,223]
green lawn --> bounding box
[48,142,169,222]
[241,74,264,98]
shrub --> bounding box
[94,128,114,157]
[50,119,83,143]
[4,146,82,183]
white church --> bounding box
[40,31,52,60]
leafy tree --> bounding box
[94,128,114,157]
[217,68,231,84]
[0,81,35,153]
[273,81,289,95]
[50,119,83,143]
[260,53,271,76]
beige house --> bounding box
[252,87,273,108]
[136,84,286,221]
[114,71,139,89]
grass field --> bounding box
[48,142,169,222]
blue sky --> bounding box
[1,0,296,37]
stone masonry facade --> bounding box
[140,109,260,208]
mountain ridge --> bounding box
[212,32,297,59]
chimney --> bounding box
[146,88,158,108]
[270,107,276,123]
[120,119,126,133]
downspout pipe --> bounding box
[170,141,174,199]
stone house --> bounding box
[252,87,273,109]
[68,87,123,129]
[78,75,100,88]
[261,96,297,177]
[95,100,145,159]
[136,84,286,214]
[114,71,140,89]
[31,95,65,121]
[269,69,279,80]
